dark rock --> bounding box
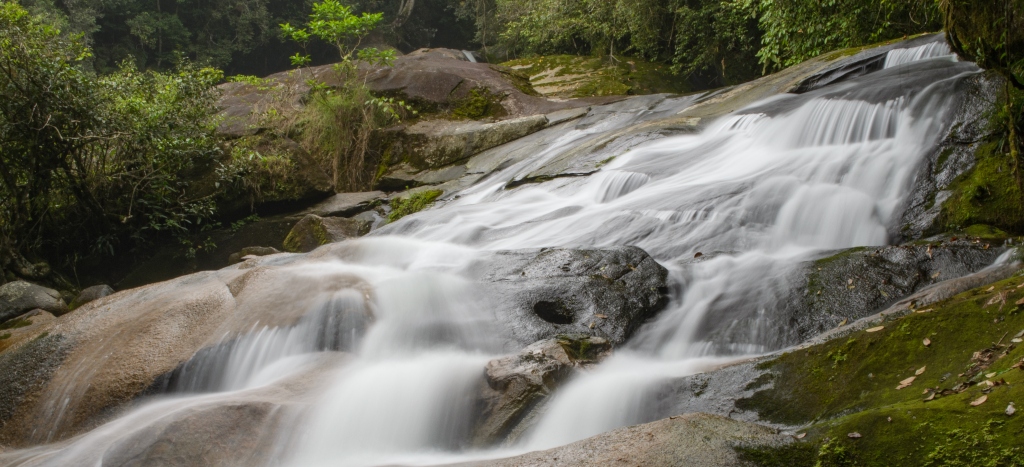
[282,214,372,253]
[0,281,68,323]
[69,285,114,310]
[227,247,282,265]
[791,241,1003,340]
[471,246,669,348]
[679,241,1004,355]
[305,191,385,217]
[896,69,1007,240]
[473,336,611,446]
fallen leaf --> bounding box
[848,278,853,285]
[839,318,848,326]
[971,395,988,406]
[914,308,933,314]
[987,286,996,292]
[926,245,933,258]
[923,338,932,346]
[588,322,595,329]
[932,271,941,279]
[1015,330,1024,339]
[983,380,995,388]
[1008,403,1016,416]
[1016,297,1024,306]
[595,314,608,319]
[867,326,885,333]
[924,392,936,401]
[897,376,916,389]
[848,432,862,439]
[1013,338,1023,344]
[986,372,997,379]
[916,366,927,375]
[796,433,806,439]
[694,252,703,258]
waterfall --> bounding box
[884,41,953,68]
[0,41,983,466]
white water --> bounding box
[884,41,953,68]
[0,43,981,466]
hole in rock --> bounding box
[534,300,575,325]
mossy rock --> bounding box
[940,139,1024,233]
[501,55,687,99]
[736,273,1024,466]
[387,189,443,223]
[282,214,372,253]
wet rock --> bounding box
[282,214,372,253]
[226,247,282,265]
[455,413,788,467]
[790,241,1004,340]
[473,336,611,446]
[305,191,385,217]
[472,246,669,348]
[69,285,114,310]
[0,281,68,323]
[896,69,1007,240]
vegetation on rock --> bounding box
[737,272,1024,466]
[387,189,443,223]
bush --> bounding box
[0,2,223,277]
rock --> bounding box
[226,247,282,265]
[0,257,374,446]
[377,115,550,176]
[0,281,68,323]
[454,413,788,467]
[305,191,385,217]
[282,214,372,253]
[471,246,669,348]
[69,285,114,310]
[473,336,611,446]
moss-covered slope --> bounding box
[738,272,1024,466]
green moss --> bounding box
[736,442,818,467]
[0,318,32,331]
[388,189,443,223]
[451,87,507,120]
[737,274,1024,466]
[940,141,1024,233]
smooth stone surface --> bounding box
[305,191,385,217]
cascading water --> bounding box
[1,40,978,466]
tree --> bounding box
[1,1,223,280]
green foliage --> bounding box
[923,421,1024,467]
[388,189,443,222]
[671,0,761,86]
[755,0,941,71]
[0,2,222,272]
[941,140,1024,233]
[941,0,1024,90]
[280,0,391,75]
[494,0,666,60]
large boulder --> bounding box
[282,214,372,253]
[473,335,611,446]
[471,246,669,348]
[0,281,67,323]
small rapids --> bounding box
[0,40,984,466]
